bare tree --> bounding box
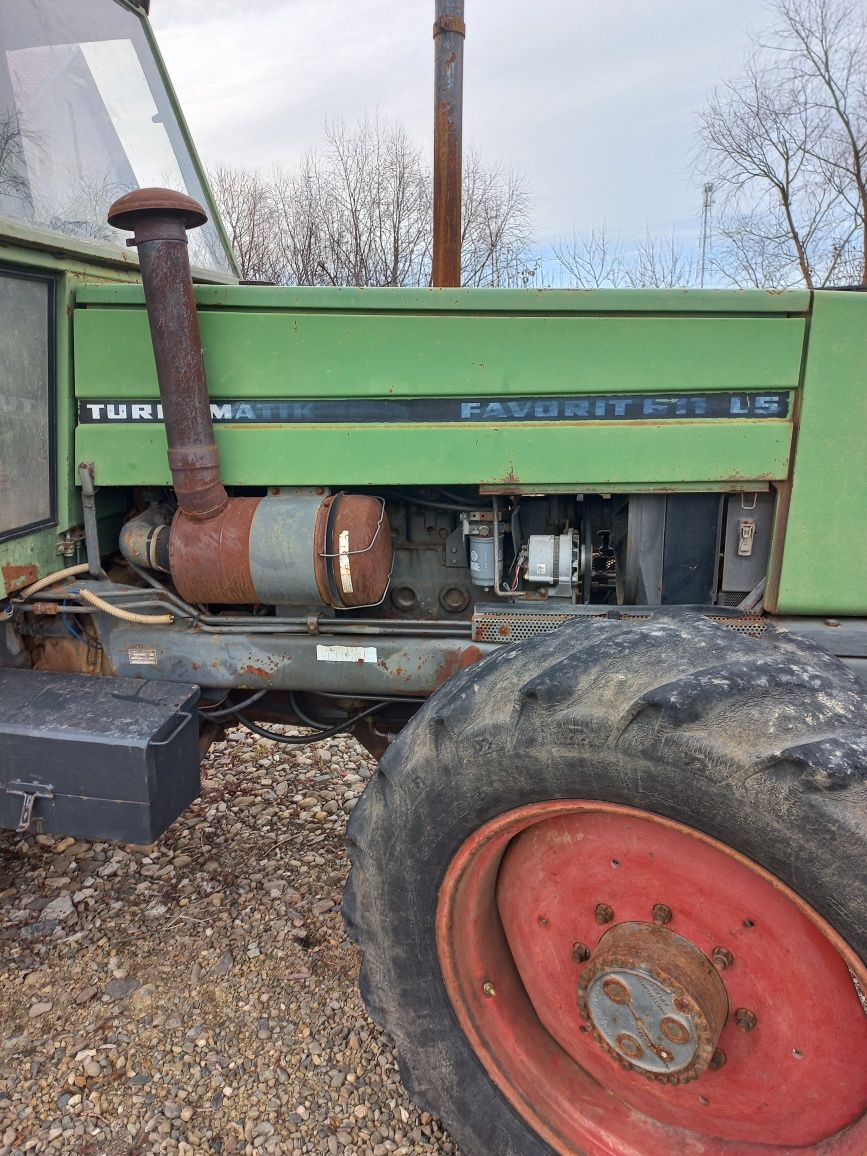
[781,0,867,279]
[553,225,626,288]
[233,117,431,288]
[625,231,698,288]
[461,148,533,287]
[210,164,284,282]
[211,116,531,288]
[271,155,330,286]
[552,225,697,288]
[0,112,29,202]
[699,0,867,287]
[308,117,431,287]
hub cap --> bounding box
[436,801,867,1154]
[578,922,728,1082]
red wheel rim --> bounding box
[436,802,867,1155]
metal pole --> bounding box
[77,462,105,579]
[432,0,465,287]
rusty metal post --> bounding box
[432,0,465,288]
[107,188,228,522]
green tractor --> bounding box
[1,2,865,1153]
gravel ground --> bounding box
[0,727,458,1156]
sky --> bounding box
[150,0,775,251]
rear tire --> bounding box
[343,614,867,1155]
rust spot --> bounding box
[2,564,38,595]
[242,664,270,680]
[433,644,485,688]
[31,635,105,676]
[498,625,512,638]
[499,466,520,486]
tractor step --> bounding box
[0,669,200,844]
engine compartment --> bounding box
[117,484,773,622]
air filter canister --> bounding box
[168,492,392,609]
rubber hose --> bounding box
[74,587,174,625]
[14,563,91,600]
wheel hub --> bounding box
[577,921,729,1083]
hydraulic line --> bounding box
[288,691,331,730]
[123,563,470,638]
[199,690,267,721]
[231,699,389,746]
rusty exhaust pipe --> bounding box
[108,188,228,522]
[107,188,393,609]
[108,188,257,602]
[432,0,465,288]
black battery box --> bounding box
[0,669,201,844]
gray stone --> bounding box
[105,978,141,1000]
[41,895,74,922]
[213,951,233,977]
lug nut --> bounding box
[616,1033,643,1059]
[572,942,591,964]
[482,982,496,998]
[602,977,630,1005]
[652,903,672,925]
[709,1048,727,1070]
[712,947,734,970]
[735,1008,757,1032]
[595,903,614,925]
[660,1016,690,1045]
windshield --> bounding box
[0,0,233,274]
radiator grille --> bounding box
[718,590,749,607]
[473,612,591,643]
[472,608,769,643]
[708,615,767,636]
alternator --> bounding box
[526,532,581,598]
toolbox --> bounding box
[0,669,200,844]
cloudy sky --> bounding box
[150,0,774,249]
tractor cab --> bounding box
[0,0,233,573]
[0,0,232,273]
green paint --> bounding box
[771,292,867,615]
[73,287,800,491]
[75,283,810,314]
[77,419,793,489]
[75,286,807,402]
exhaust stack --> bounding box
[432,0,465,288]
[107,189,393,610]
[108,188,228,522]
